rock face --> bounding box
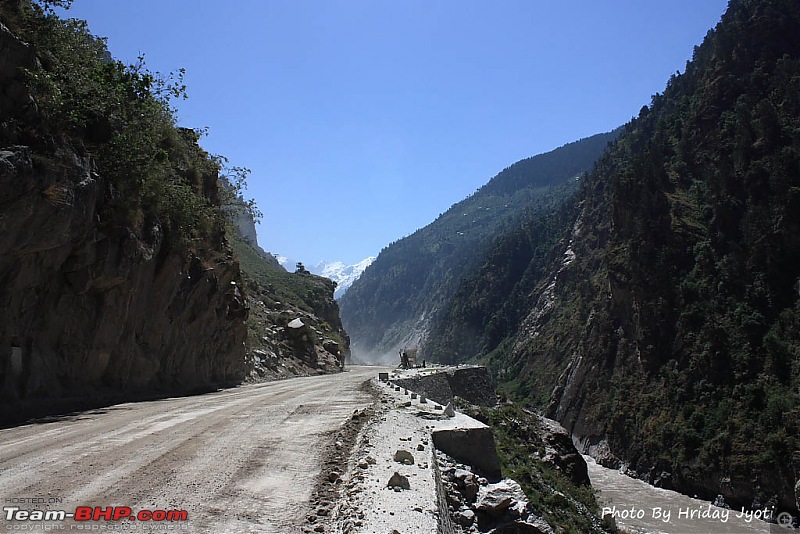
[574,436,620,470]
[392,366,497,407]
[0,146,247,420]
[229,202,283,271]
[538,416,590,486]
[796,479,800,512]
[0,21,247,419]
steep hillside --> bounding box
[448,0,800,514]
[423,199,576,367]
[231,233,348,379]
[339,131,619,362]
[224,193,348,377]
[0,1,250,420]
[227,194,284,271]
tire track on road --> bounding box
[0,367,388,534]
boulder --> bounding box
[476,479,527,517]
[538,416,590,486]
[454,469,479,502]
[322,339,340,355]
[454,509,475,527]
[394,450,415,465]
[387,472,410,490]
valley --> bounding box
[342,0,800,519]
[2,0,800,531]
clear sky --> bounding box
[60,0,729,265]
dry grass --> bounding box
[42,183,72,206]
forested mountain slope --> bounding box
[422,198,577,366]
[436,0,800,513]
[339,131,619,362]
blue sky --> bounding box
[61,1,729,265]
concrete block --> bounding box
[433,426,501,481]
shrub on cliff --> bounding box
[2,0,255,247]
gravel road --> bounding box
[0,366,387,533]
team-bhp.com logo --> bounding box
[4,506,188,522]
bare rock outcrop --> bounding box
[438,453,557,534]
[0,147,247,421]
[538,416,590,486]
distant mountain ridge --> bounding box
[339,130,621,362]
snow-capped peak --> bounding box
[274,255,375,298]
[314,257,376,299]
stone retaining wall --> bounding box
[391,366,496,407]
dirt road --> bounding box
[0,366,387,533]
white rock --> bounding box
[476,479,527,517]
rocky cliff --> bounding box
[0,146,247,415]
[0,3,247,421]
[227,190,283,271]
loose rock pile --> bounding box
[438,453,556,534]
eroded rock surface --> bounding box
[0,146,247,420]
